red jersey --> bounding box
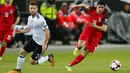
[82,7,107,38]
[0,4,19,30]
[78,7,108,52]
[57,9,68,28]
[68,11,82,28]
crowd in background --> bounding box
[1,0,130,48]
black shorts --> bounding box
[23,38,42,60]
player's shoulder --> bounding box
[103,9,111,19]
[27,15,32,21]
[36,13,45,21]
[9,4,17,9]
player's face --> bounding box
[96,5,105,14]
[29,5,38,15]
[124,4,130,12]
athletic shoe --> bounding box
[7,69,21,73]
[48,54,55,67]
[65,65,72,71]
[13,69,21,73]
[0,57,2,61]
[73,48,79,56]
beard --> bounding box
[31,13,37,17]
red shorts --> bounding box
[0,29,13,43]
[79,30,100,52]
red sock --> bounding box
[0,46,6,57]
[69,54,85,66]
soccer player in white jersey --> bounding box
[7,1,54,73]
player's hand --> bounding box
[84,4,89,9]
[11,24,15,29]
[42,44,47,53]
[15,29,21,33]
[70,3,77,8]
[90,20,97,28]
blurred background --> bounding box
[1,0,130,48]
[0,0,130,73]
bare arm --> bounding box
[13,16,20,26]
[91,20,108,32]
[70,4,89,8]
[42,28,50,53]
[12,6,20,28]
[16,28,31,33]
[43,28,50,45]
[93,24,108,32]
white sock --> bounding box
[37,56,48,64]
[16,55,25,69]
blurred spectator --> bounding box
[67,7,84,40]
[56,2,71,45]
[0,0,5,5]
[14,20,26,48]
[108,2,130,44]
[40,0,57,44]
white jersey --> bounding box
[26,13,49,45]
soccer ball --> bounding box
[110,60,121,71]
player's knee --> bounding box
[19,49,28,56]
[30,61,36,65]
[81,49,90,57]
[1,41,7,47]
[78,43,84,48]
[29,58,37,65]
[78,40,85,48]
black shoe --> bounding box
[48,54,55,67]
[13,69,21,73]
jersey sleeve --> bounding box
[40,20,49,30]
[26,17,32,28]
[103,19,108,25]
[102,9,110,25]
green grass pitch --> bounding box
[0,45,130,73]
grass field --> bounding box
[0,44,130,73]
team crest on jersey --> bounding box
[10,9,13,14]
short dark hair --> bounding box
[97,1,106,6]
[29,1,38,7]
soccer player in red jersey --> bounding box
[66,1,108,71]
[0,0,20,60]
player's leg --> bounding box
[11,38,34,73]
[14,49,28,73]
[8,49,28,73]
[73,40,86,56]
[0,30,13,60]
[66,37,100,71]
[0,31,4,60]
[29,53,54,66]
[0,41,7,60]
[66,48,90,71]
[73,31,88,56]
[29,44,54,67]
